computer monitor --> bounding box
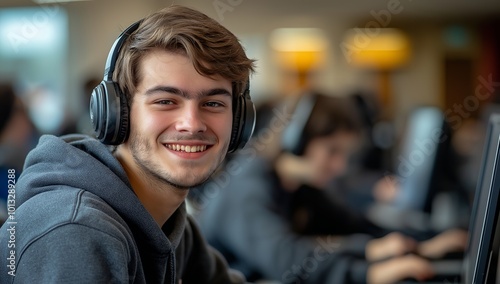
[394,106,451,213]
[463,113,500,283]
[366,106,456,233]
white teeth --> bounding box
[167,144,207,153]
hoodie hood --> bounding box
[17,134,186,254]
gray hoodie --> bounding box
[0,134,242,283]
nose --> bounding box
[175,103,207,134]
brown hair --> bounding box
[249,92,363,160]
[301,93,362,148]
[114,5,256,103]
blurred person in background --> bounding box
[58,76,101,136]
[191,92,467,284]
[0,83,39,224]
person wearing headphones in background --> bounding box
[0,5,255,283]
[191,92,467,284]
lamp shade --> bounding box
[271,28,329,72]
[342,28,411,70]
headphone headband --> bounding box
[104,20,142,81]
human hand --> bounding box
[417,228,468,259]
[275,152,317,190]
[367,254,435,284]
[366,232,417,262]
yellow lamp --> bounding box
[271,28,328,72]
[270,28,329,89]
[342,28,411,70]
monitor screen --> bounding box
[464,113,500,283]
[394,106,446,212]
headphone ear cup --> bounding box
[89,81,129,145]
[228,95,243,153]
[115,86,129,145]
[90,83,106,140]
[228,91,256,153]
[239,95,256,149]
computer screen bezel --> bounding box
[464,113,500,283]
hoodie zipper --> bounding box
[169,250,176,284]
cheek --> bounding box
[210,114,233,141]
[129,106,164,135]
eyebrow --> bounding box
[144,85,232,99]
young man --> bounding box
[0,5,255,283]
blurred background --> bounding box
[0,0,498,133]
[0,0,499,230]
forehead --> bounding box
[136,49,232,92]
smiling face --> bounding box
[120,49,233,189]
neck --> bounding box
[114,146,188,227]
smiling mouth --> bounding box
[166,144,209,153]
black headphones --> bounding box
[281,93,317,156]
[90,20,256,153]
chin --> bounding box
[170,169,214,188]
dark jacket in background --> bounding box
[289,184,388,238]
[192,153,382,284]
